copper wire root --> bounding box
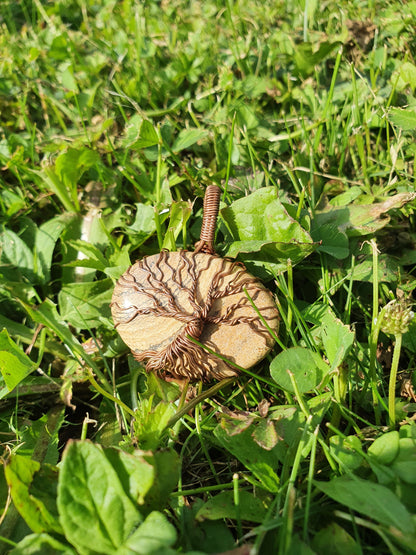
[194,185,221,255]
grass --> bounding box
[1,0,416,553]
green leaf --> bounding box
[10,533,76,555]
[58,278,112,329]
[393,61,416,91]
[391,438,416,484]
[57,440,142,554]
[139,450,180,513]
[130,119,160,150]
[18,406,65,466]
[214,406,306,492]
[35,166,79,213]
[0,228,35,281]
[59,66,78,91]
[21,299,88,368]
[311,523,360,555]
[320,312,355,368]
[162,200,192,250]
[368,431,400,465]
[35,213,78,284]
[311,223,349,259]
[294,41,341,76]
[129,203,157,238]
[389,107,416,130]
[315,192,416,237]
[4,455,62,534]
[103,448,155,506]
[122,511,177,553]
[221,187,315,274]
[66,240,108,271]
[270,346,330,393]
[251,419,279,450]
[0,314,67,359]
[352,254,399,284]
[329,186,363,207]
[132,398,177,451]
[314,475,416,534]
[55,148,100,195]
[0,329,37,397]
[196,490,267,523]
[171,127,209,152]
[329,435,363,472]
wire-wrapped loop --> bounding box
[194,185,221,255]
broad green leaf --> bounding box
[0,314,67,359]
[0,329,37,397]
[287,534,316,555]
[66,240,108,271]
[121,114,144,147]
[368,431,400,465]
[270,346,330,393]
[35,213,78,283]
[221,187,310,243]
[252,418,279,450]
[320,312,355,368]
[391,438,416,484]
[58,278,112,329]
[352,254,399,284]
[162,200,192,250]
[329,186,363,207]
[315,192,416,237]
[196,490,267,523]
[221,187,315,274]
[1,189,25,217]
[329,435,363,472]
[214,406,306,492]
[214,427,280,492]
[129,119,159,150]
[55,148,100,194]
[122,511,177,553]
[0,228,34,281]
[314,476,415,534]
[311,523,360,555]
[132,399,177,451]
[222,240,316,271]
[140,450,180,513]
[393,61,416,91]
[184,516,234,554]
[10,533,76,555]
[4,455,62,534]
[389,107,416,130]
[171,128,209,152]
[103,448,155,506]
[59,66,78,91]
[399,424,416,439]
[129,203,157,237]
[57,441,142,554]
[311,223,349,259]
[18,406,65,466]
[34,166,79,212]
[145,367,182,403]
[294,41,341,76]
[21,299,87,364]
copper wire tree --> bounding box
[111,186,279,381]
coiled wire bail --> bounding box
[194,185,221,255]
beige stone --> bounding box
[111,250,279,381]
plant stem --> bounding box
[364,240,382,424]
[166,377,236,429]
[388,333,402,428]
